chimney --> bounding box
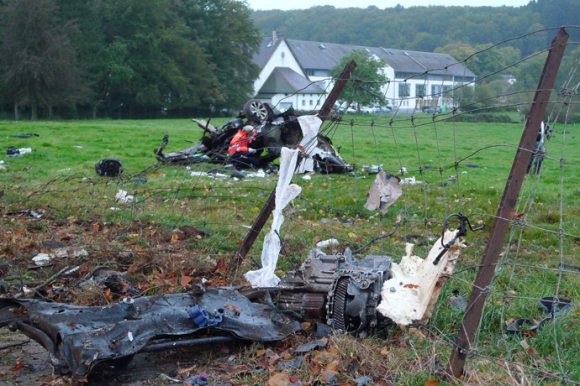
[272,30,277,44]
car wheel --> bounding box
[244,100,268,123]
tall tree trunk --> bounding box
[14,102,19,121]
[31,104,38,121]
[48,106,54,121]
[93,105,97,120]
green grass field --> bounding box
[1,115,580,384]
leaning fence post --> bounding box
[446,27,569,379]
[227,60,357,274]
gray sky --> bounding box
[247,0,531,11]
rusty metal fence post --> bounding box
[447,27,569,378]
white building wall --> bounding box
[255,40,473,112]
[253,40,305,96]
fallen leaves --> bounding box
[9,360,23,371]
[180,276,193,286]
[211,258,227,275]
[267,372,291,386]
[104,288,112,303]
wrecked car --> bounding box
[153,99,351,174]
[0,218,475,380]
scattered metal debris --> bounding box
[0,288,301,379]
[154,100,350,174]
[4,209,43,218]
[507,297,572,335]
[0,225,480,378]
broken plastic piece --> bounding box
[315,239,339,248]
[189,305,224,327]
[364,170,402,215]
[377,231,462,328]
[115,190,134,203]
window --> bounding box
[428,74,443,81]
[302,100,305,106]
[305,69,315,76]
[431,85,441,96]
[442,85,452,95]
[398,83,410,97]
[416,84,426,98]
[310,100,313,106]
[456,76,475,83]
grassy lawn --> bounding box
[1,114,580,384]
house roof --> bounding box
[285,39,476,78]
[258,67,325,95]
[252,36,284,68]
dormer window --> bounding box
[318,44,326,50]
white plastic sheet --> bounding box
[295,115,323,174]
[115,190,134,203]
[245,116,321,287]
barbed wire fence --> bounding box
[1,26,580,384]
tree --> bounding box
[0,0,88,120]
[471,83,498,113]
[94,0,228,117]
[329,50,388,108]
[452,82,474,111]
[170,0,262,109]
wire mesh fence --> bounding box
[1,27,580,384]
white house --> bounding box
[253,32,476,112]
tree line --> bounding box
[252,0,580,82]
[252,0,580,57]
[2,0,579,120]
[0,0,262,120]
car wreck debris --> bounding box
[0,220,475,379]
[244,116,322,288]
[155,101,351,174]
[376,232,461,328]
[277,248,394,337]
[0,288,301,379]
[364,170,402,215]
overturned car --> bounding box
[154,100,351,174]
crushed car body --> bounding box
[0,288,300,379]
[153,100,351,174]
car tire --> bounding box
[244,100,268,123]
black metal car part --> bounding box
[0,288,300,379]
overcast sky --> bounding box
[246,0,531,11]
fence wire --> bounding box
[1,27,580,385]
